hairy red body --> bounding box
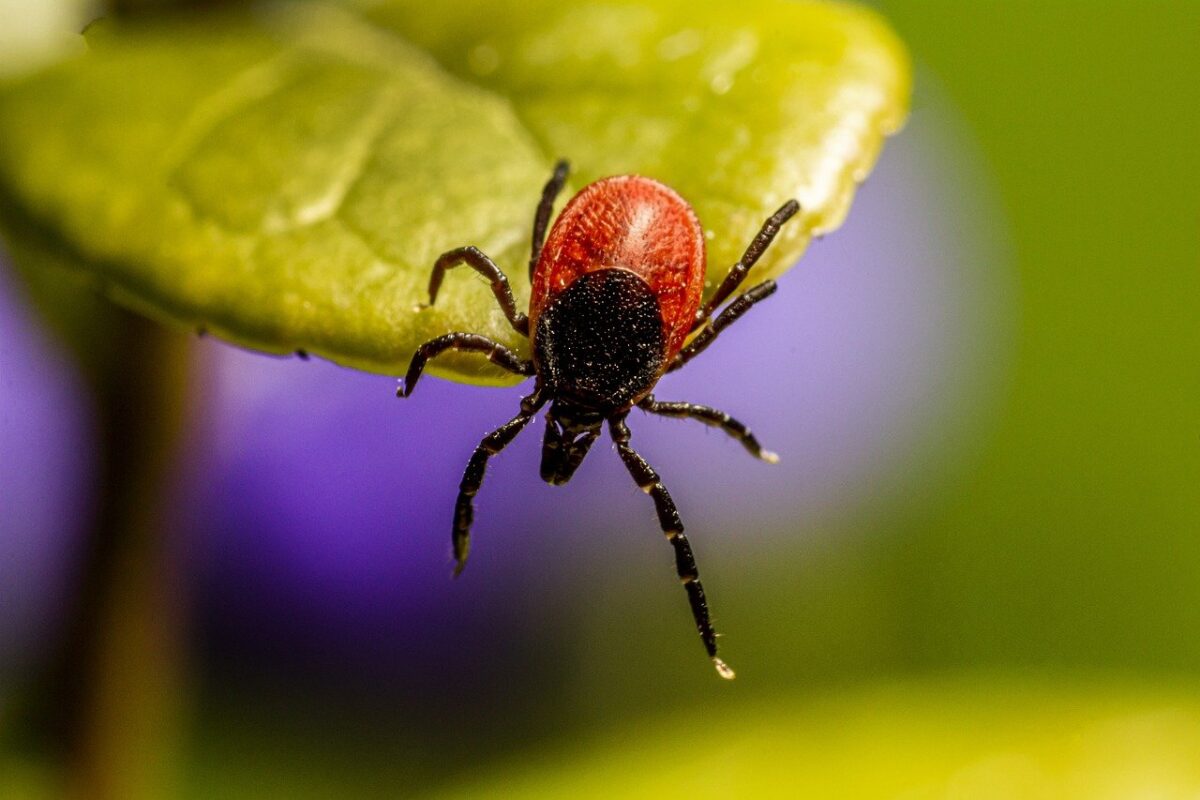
[529,175,706,361]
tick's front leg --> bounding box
[427,247,530,336]
[398,333,532,397]
[452,391,545,576]
[529,159,570,281]
[609,416,734,680]
[694,198,799,329]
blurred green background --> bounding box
[2,1,1198,797]
[878,0,1200,675]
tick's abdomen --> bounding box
[533,268,666,413]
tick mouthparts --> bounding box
[712,657,736,680]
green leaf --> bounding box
[0,1,910,382]
[428,681,1200,799]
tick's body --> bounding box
[401,162,799,679]
[531,176,706,362]
[532,177,703,418]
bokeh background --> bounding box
[1,1,1198,797]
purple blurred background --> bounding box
[0,264,95,687]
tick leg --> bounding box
[637,396,778,463]
[427,247,530,336]
[398,333,532,397]
[695,199,799,328]
[669,280,777,372]
[610,416,734,680]
[529,159,570,281]
[453,391,545,576]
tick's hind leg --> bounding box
[637,396,778,463]
[452,391,545,576]
[426,247,529,336]
[398,333,533,397]
[609,416,734,680]
[529,159,570,281]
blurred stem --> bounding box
[63,309,192,800]
[19,303,194,800]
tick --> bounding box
[399,160,799,679]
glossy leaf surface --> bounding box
[0,0,910,380]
